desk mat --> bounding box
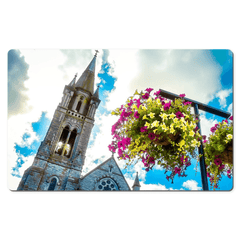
[8,49,233,191]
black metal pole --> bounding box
[193,103,209,191]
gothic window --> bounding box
[48,177,57,191]
[64,129,77,157]
[76,100,82,112]
[55,126,70,155]
[97,178,119,191]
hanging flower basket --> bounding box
[203,116,233,190]
[109,88,202,183]
[221,140,233,165]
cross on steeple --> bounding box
[95,50,99,56]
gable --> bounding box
[80,156,131,191]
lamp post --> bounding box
[159,89,231,191]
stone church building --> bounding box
[17,52,141,191]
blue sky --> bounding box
[8,49,233,191]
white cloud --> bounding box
[182,180,202,190]
[227,103,233,114]
[105,50,223,115]
[215,88,232,108]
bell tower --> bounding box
[17,51,101,191]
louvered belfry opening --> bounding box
[65,129,77,157]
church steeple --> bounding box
[75,51,98,94]
[17,51,101,191]
[132,172,141,191]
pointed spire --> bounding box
[68,73,77,86]
[132,172,141,191]
[75,51,98,94]
[93,84,100,99]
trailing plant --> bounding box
[203,116,233,190]
[109,88,202,183]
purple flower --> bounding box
[145,88,154,93]
[134,111,140,119]
[207,172,211,178]
[117,140,126,150]
[142,93,150,99]
[128,100,134,106]
[148,157,155,164]
[214,158,222,166]
[148,132,155,140]
[154,90,161,96]
[179,93,186,98]
[163,102,171,111]
[183,101,192,105]
[219,164,225,170]
[175,111,184,119]
[210,127,217,133]
[145,168,149,172]
[140,126,148,132]
[202,135,207,140]
[118,148,123,157]
[174,167,181,175]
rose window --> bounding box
[97,178,119,191]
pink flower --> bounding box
[118,148,123,157]
[183,101,192,105]
[148,157,155,164]
[203,140,207,143]
[128,100,134,106]
[142,93,150,99]
[122,137,131,146]
[227,169,231,174]
[166,176,170,181]
[207,172,211,178]
[175,111,184,119]
[145,168,149,172]
[154,90,161,96]
[229,116,233,121]
[174,167,181,175]
[145,88,154,93]
[148,132,155,140]
[219,164,225,170]
[210,127,217,133]
[179,94,186,98]
[202,135,207,140]
[134,111,140,119]
[118,141,126,150]
[214,158,222,166]
[140,126,148,132]
[163,102,171,111]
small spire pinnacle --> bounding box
[68,73,78,86]
[132,172,141,191]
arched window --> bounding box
[48,177,57,191]
[96,178,119,191]
[64,129,77,157]
[76,100,82,112]
[55,126,70,155]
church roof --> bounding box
[80,155,131,190]
[75,52,97,94]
